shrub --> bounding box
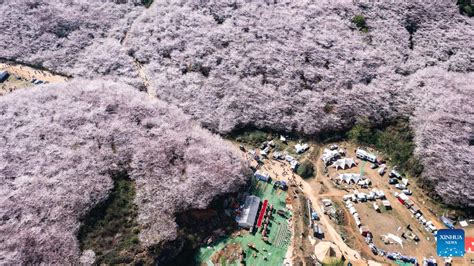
[323,103,335,114]
[78,174,139,264]
[352,15,368,32]
[234,130,268,146]
[323,258,344,266]
[296,160,315,179]
[457,0,473,16]
[347,118,375,145]
[142,0,153,8]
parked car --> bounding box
[402,189,412,195]
[388,178,399,184]
[395,184,407,190]
[389,169,403,179]
[378,164,387,176]
[277,209,287,218]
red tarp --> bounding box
[257,199,268,227]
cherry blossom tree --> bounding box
[0,80,249,263]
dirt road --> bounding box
[294,174,366,264]
[235,141,473,265]
[245,151,366,264]
[0,62,67,83]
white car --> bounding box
[378,166,386,176]
[395,184,406,190]
[329,144,338,150]
[402,189,412,195]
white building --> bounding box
[237,195,261,228]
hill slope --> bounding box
[0,80,248,263]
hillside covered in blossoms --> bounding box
[0,0,473,264]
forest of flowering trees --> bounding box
[126,0,473,207]
[409,68,474,207]
[0,80,248,263]
[0,0,473,264]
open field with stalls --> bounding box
[195,178,291,266]
[227,133,473,265]
[311,142,474,265]
[233,136,367,265]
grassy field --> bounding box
[78,173,141,264]
[196,179,290,266]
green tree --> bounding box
[296,160,314,179]
[462,5,473,16]
[142,0,153,8]
[352,15,368,32]
[348,117,423,177]
[347,118,374,145]
[458,0,473,16]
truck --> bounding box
[402,230,420,242]
[441,216,455,229]
[313,223,324,238]
[356,148,377,163]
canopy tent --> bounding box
[314,241,342,263]
[321,148,340,165]
[337,173,363,184]
[331,158,356,170]
[382,233,403,248]
[368,260,384,266]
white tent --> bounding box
[382,233,403,248]
[349,206,357,215]
[321,148,340,165]
[331,158,356,170]
[314,241,342,263]
[338,173,362,184]
[368,260,384,266]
